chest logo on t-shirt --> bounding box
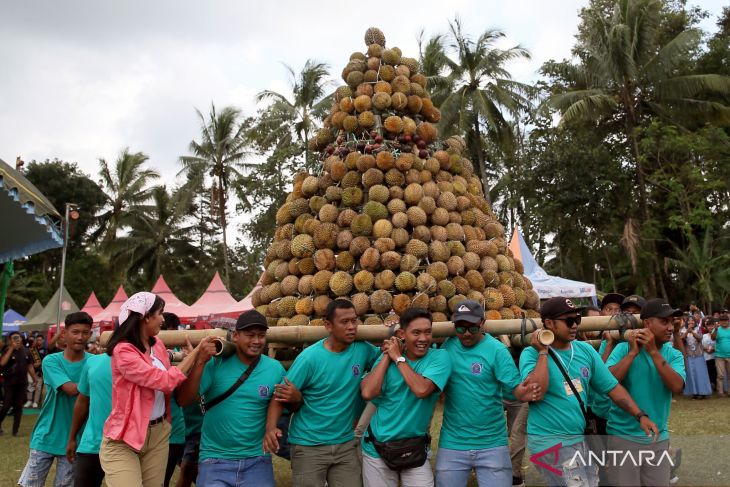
[352,364,361,377]
[580,366,590,379]
[258,385,270,398]
[471,362,483,375]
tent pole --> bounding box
[56,203,73,328]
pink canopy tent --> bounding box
[211,280,261,321]
[79,291,104,319]
[151,275,195,322]
[188,272,238,328]
[94,285,128,324]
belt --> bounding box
[149,416,165,426]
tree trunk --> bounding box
[218,173,231,286]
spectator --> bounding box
[0,331,40,436]
[681,317,712,399]
[702,319,717,392]
[25,335,46,408]
[711,314,730,397]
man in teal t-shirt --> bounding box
[436,300,538,487]
[711,313,730,396]
[606,298,686,486]
[66,352,112,487]
[19,312,93,487]
[520,297,657,487]
[177,309,285,487]
[264,300,379,487]
[361,307,452,487]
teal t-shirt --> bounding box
[588,340,613,419]
[287,339,379,446]
[715,326,730,358]
[31,352,90,455]
[170,396,186,445]
[606,342,685,442]
[76,353,111,454]
[362,348,452,458]
[183,403,204,438]
[440,335,521,450]
[520,341,617,451]
[198,355,285,460]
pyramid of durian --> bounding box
[253,27,541,327]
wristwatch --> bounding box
[634,410,648,422]
[395,356,407,365]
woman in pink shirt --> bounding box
[99,292,215,486]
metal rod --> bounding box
[55,203,70,328]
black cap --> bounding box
[640,298,683,319]
[236,310,269,331]
[540,297,585,320]
[452,300,484,324]
[620,295,646,311]
[600,293,625,309]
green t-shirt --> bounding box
[76,353,111,454]
[183,403,204,438]
[198,355,285,460]
[715,326,730,358]
[606,342,685,442]
[440,335,521,450]
[287,339,379,446]
[31,352,90,455]
[170,396,186,445]
[520,341,617,451]
[588,340,613,419]
[362,348,452,459]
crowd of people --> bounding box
[0,290,726,487]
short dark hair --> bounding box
[163,312,181,330]
[325,299,356,322]
[65,311,93,328]
[8,331,21,339]
[399,307,432,329]
[582,306,601,315]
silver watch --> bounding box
[395,356,407,364]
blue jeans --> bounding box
[197,456,274,487]
[18,449,75,487]
[535,441,599,487]
[435,445,512,487]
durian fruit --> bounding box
[371,289,393,313]
[291,234,315,258]
[365,27,386,47]
[354,270,375,292]
[395,272,417,292]
[330,271,354,296]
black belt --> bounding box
[149,416,165,426]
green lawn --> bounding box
[1,396,729,486]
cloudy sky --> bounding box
[0,0,724,185]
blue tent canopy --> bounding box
[3,308,26,323]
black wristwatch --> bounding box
[634,410,648,422]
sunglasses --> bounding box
[554,315,582,327]
[455,325,482,334]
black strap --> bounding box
[520,316,539,346]
[547,348,588,418]
[366,424,378,444]
[201,356,260,413]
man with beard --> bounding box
[360,307,452,487]
[177,309,285,487]
[607,298,686,486]
[264,299,379,487]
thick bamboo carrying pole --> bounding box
[100,314,640,347]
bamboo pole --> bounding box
[100,328,227,347]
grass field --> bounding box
[1,396,729,486]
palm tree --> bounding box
[95,148,159,244]
[545,0,730,294]
[255,59,332,172]
[419,18,532,197]
[109,186,198,286]
[180,104,249,284]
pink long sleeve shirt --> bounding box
[103,337,187,451]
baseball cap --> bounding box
[620,295,646,311]
[452,300,484,324]
[540,297,585,320]
[640,298,683,319]
[236,309,269,331]
[600,293,625,309]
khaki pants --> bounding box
[290,439,362,487]
[716,358,730,395]
[362,453,433,487]
[100,420,171,487]
[607,436,671,487]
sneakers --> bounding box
[32,402,38,408]
[23,401,32,408]
[512,476,525,487]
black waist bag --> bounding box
[366,425,430,471]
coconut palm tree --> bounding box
[95,148,159,244]
[180,104,250,285]
[419,18,532,197]
[255,59,332,172]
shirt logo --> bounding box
[352,364,361,377]
[580,366,590,378]
[471,362,483,375]
[258,385,270,398]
